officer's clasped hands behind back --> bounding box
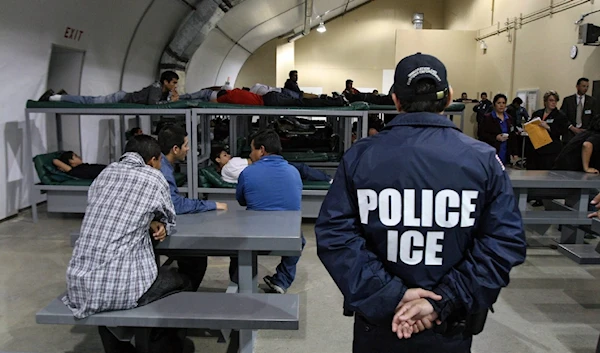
[315,53,526,353]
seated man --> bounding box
[210,148,332,184]
[40,71,181,105]
[554,116,600,173]
[236,130,305,294]
[53,151,106,179]
[342,79,360,96]
[62,135,192,352]
[158,124,228,213]
[157,125,227,294]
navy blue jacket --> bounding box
[315,112,526,324]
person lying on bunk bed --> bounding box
[210,147,332,184]
[215,88,347,107]
[38,71,182,105]
[53,151,106,180]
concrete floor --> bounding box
[0,206,599,353]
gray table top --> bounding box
[508,169,600,188]
[156,210,303,252]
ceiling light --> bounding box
[317,22,326,33]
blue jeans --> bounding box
[272,233,306,289]
[179,89,213,101]
[290,162,331,182]
[61,91,127,104]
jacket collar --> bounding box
[384,112,461,131]
[119,152,147,167]
[161,153,173,169]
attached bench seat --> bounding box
[520,211,592,225]
[37,292,299,330]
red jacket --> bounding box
[217,89,264,105]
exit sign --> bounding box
[64,26,83,41]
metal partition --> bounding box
[24,107,192,222]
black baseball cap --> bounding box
[393,52,449,102]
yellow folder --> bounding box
[523,118,552,149]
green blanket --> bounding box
[198,166,330,190]
[26,100,192,109]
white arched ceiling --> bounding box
[185,0,371,90]
[0,0,190,220]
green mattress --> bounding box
[198,165,330,190]
[33,151,186,187]
[368,102,466,112]
[281,151,341,162]
[26,100,370,111]
[26,100,193,109]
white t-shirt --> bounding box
[250,83,281,96]
[221,157,249,183]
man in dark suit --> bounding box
[561,77,596,144]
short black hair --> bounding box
[461,92,467,96]
[481,92,488,97]
[157,124,187,155]
[289,70,298,77]
[125,127,142,140]
[512,97,523,105]
[160,70,179,84]
[251,129,282,155]
[493,93,507,104]
[124,135,161,163]
[59,151,75,165]
[210,146,227,164]
[398,79,447,113]
[577,77,589,86]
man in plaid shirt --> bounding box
[62,135,193,352]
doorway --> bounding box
[46,45,85,153]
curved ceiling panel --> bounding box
[185,29,236,92]
[217,0,304,42]
[217,45,251,86]
[122,0,189,91]
[184,0,372,92]
[236,6,305,52]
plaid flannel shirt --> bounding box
[62,152,176,319]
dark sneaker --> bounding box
[57,89,68,95]
[263,275,286,294]
[38,89,54,101]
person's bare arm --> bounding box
[53,159,72,173]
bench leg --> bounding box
[238,250,257,353]
[133,328,152,353]
[219,281,240,343]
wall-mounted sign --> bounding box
[64,27,83,41]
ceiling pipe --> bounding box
[303,0,314,35]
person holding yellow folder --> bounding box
[524,91,569,171]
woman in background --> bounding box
[478,93,518,164]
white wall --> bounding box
[46,48,85,154]
[0,0,188,220]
